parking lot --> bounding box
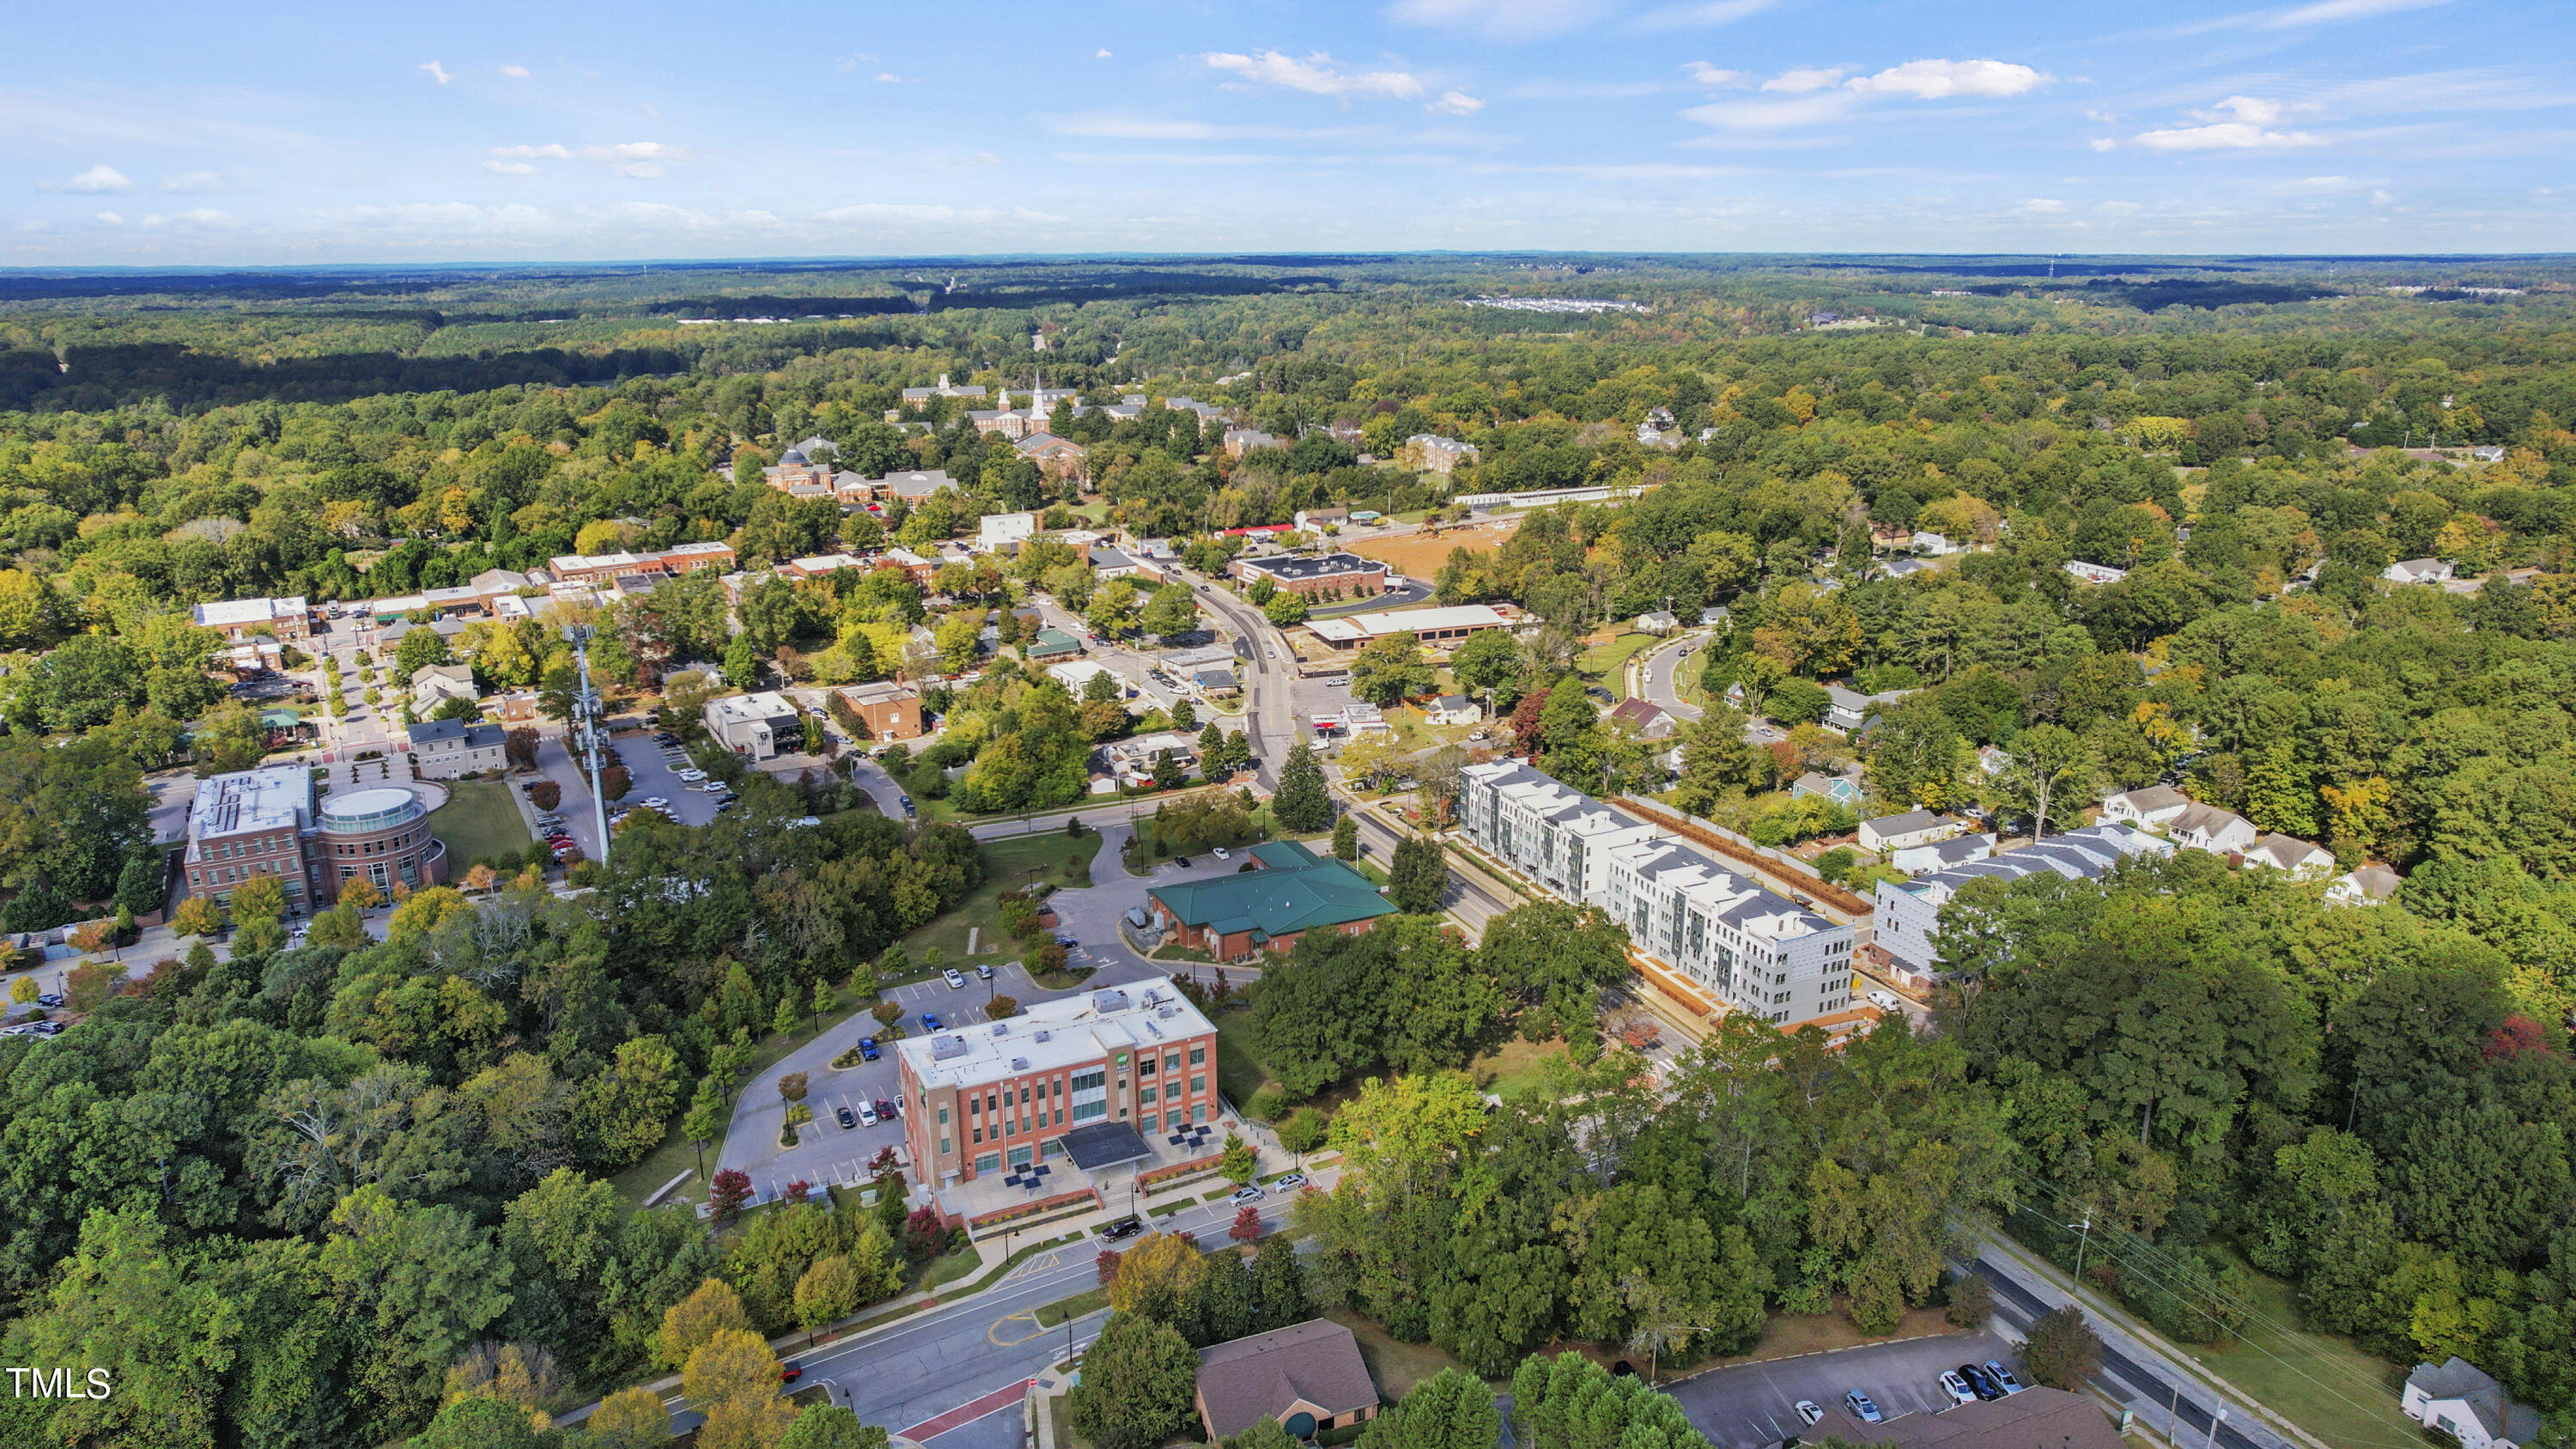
[612,728,734,827]
[1662,1326,2027,1449]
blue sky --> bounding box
[4,0,2568,263]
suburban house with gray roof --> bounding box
[2404,1356,2540,1449]
[2100,783,2193,829]
[1872,824,2172,981]
[1194,1320,1379,1442]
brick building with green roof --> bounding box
[1145,839,1397,961]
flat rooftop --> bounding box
[897,986,1215,1091]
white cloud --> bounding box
[2089,137,2120,152]
[94,211,124,226]
[1046,113,1364,140]
[420,61,452,85]
[1384,0,1597,40]
[2372,187,2396,204]
[486,142,687,177]
[1844,58,2050,99]
[501,64,531,78]
[2022,198,2067,212]
[140,209,234,229]
[1762,68,1846,94]
[1204,52,1425,102]
[58,163,132,193]
[2275,174,2357,192]
[1428,90,1485,116]
[2133,95,2321,151]
[2265,0,2452,25]
[1628,0,1778,27]
[1684,62,1747,87]
[159,171,224,192]
[1682,92,1856,131]
[1097,49,1113,58]
[876,72,904,82]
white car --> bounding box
[855,1101,878,1127]
[1868,989,1903,1013]
[1793,1402,1824,1427]
[944,968,966,989]
[1212,846,1230,861]
[677,769,708,782]
[1938,1371,1975,1407]
[700,781,728,793]
[643,796,669,809]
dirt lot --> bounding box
[1348,517,1521,576]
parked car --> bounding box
[35,993,65,1008]
[779,1361,802,1384]
[975,963,993,979]
[836,1105,858,1129]
[1229,1184,1264,1203]
[1868,989,1902,1013]
[1793,1402,1824,1427]
[700,781,727,793]
[1983,1361,2025,1395]
[1103,1217,1143,1241]
[875,1098,900,1119]
[920,1013,943,1032]
[642,796,669,809]
[1054,932,1078,947]
[1174,855,1192,867]
[857,1038,879,1062]
[1212,846,1230,861]
[856,1101,878,1127]
[1938,1371,1975,1407]
[677,769,708,782]
[1958,1363,2006,1401]
[30,1020,64,1037]
[943,968,966,989]
[1844,1392,1880,1424]
[1273,1172,1306,1190]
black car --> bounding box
[35,992,64,1008]
[1957,1363,2007,1401]
[836,1105,857,1129]
[1174,855,1192,867]
[1103,1217,1144,1241]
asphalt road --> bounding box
[655,1186,1299,1440]
[1973,1253,2262,1449]
[1340,802,1515,941]
[1637,636,1707,722]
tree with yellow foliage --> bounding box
[683,1327,796,1449]
[658,1277,753,1372]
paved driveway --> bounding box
[1662,1326,2025,1449]
[715,823,1226,1202]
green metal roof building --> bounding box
[1145,839,1398,961]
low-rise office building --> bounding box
[1145,840,1396,961]
[193,595,311,642]
[1230,551,1392,600]
[181,764,317,915]
[896,986,1218,1187]
[703,691,802,761]
[1305,603,1514,650]
[836,681,924,741]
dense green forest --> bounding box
[3,253,2574,1446]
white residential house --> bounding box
[1872,824,2172,980]
[2327,862,2403,906]
[2385,557,2456,586]
[1913,531,1965,556]
[1858,809,1962,855]
[1425,694,1482,726]
[1889,832,1995,875]
[2244,833,2336,879]
[2403,1357,2539,1449]
[410,663,480,714]
[2065,560,2129,585]
[1824,685,1911,734]
[2167,802,2260,856]
[405,718,508,778]
[2101,784,2192,829]
[1636,609,1680,635]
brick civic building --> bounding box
[1229,551,1393,600]
[896,986,1218,1187]
[1145,840,1395,961]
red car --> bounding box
[779,1361,803,1384]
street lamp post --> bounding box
[2202,1407,2226,1449]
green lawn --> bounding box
[1468,1038,1571,1099]
[1326,1308,1478,1396]
[1212,1008,1280,1111]
[433,778,536,868]
[2181,1255,2420,1449]
[894,830,1104,970]
[1577,630,1656,695]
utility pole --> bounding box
[562,624,614,866]
[2072,1214,2093,1282]
[2203,1406,2227,1449]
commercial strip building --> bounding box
[1145,840,1397,962]
[1305,603,1517,651]
[1229,551,1393,600]
[181,768,451,914]
[834,681,924,742]
[1455,761,1856,1026]
[545,540,737,588]
[896,985,1218,1188]
[192,595,312,642]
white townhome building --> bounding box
[1455,760,1856,1024]
[1870,823,2171,982]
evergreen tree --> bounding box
[1273,742,1332,833]
[1388,836,1448,915]
[1332,816,1359,861]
